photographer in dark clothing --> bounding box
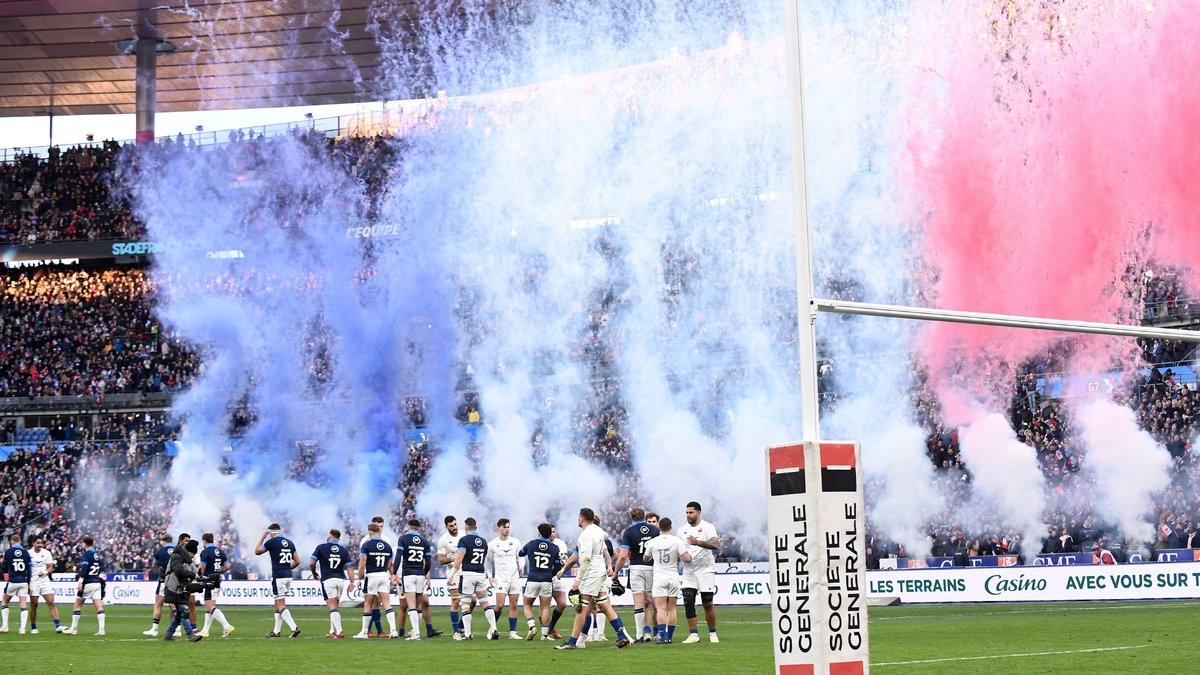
[163,539,205,642]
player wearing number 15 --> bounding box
[255,524,301,638]
[396,519,432,641]
[311,528,354,638]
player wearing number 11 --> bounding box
[255,523,301,638]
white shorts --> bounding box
[446,573,462,600]
[401,574,427,594]
[198,586,222,602]
[495,575,522,596]
[578,573,608,599]
[30,577,53,597]
[365,572,390,596]
[155,578,166,597]
[322,578,346,601]
[523,581,553,598]
[458,572,488,597]
[682,569,716,593]
[4,581,29,599]
[629,567,654,594]
[552,576,568,594]
[653,575,681,599]
[271,577,293,599]
[79,582,103,601]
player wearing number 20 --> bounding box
[311,528,354,638]
[396,520,432,641]
[255,524,301,638]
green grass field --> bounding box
[2,601,1198,673]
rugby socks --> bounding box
[330,609,342,633]
[281,609,296,631]
[450,610,460,633]
[386,608,397,634]
[609,616,630,641]
[54,617,61,629]
[461,609,473,636]
[371,608,382,634]
[634,608,645,638]
[549,607,563,629]
[273,611,283,634]
[709,625,718,634]
[485,606,498,632]
[668,624,676,641]
[509,617,517,632]
[425,622,435,636]
[526,616,537,631]
[71,610,81,631]
[361,612,371,634]
[96,610,105,632]
[1,604,8,630]
[407,609,421,637]
[689,627,699,636]
[582,614,593,635]
[213,608,230,630]
[658,623,667,640]
[19,607,27,632]
[203,611,213,634]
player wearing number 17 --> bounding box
[255,523,301,638]
[311,528,354,638]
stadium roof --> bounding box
[0,0,414,117]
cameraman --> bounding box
[163,539,204,642]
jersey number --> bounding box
[12,560,26,572]
[407,549,424,563]
[658,550,672,564]
[371,553,389,568]
[278,551,294,565]
[328,555,342,569]
[469,550,485,565]
[533,553,550,569]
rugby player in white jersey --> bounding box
[643,517,691,643]
[436,515,464,639]
[27,536,62,633]
[678,501,721,643]
[486,517,524,639]
[554,508,632,650]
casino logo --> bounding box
[114,587,140,599]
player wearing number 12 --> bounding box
[396,519,433,641]
[255,523,301,638]
[311,528,354,638]
[519,523,562,641]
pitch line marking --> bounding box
[874,644,1148,666]
[873,600,1200,621]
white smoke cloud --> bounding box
[956,411,1047,558]
[1074,398,1172,544]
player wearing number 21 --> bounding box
[256,523,301,638]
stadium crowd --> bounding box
[2,135,1199,574]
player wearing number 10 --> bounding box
[255,523,301,638]
[311,528,355,638]
[1,533,31,634]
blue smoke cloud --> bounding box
[127,0,923,561]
